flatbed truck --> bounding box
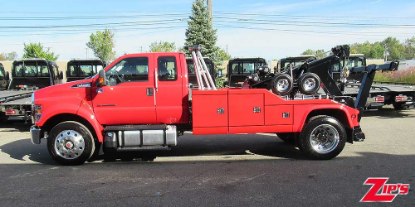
[0,59,62,122]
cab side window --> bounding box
[106,57,148,85]
[158,56,177,81]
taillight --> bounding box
[5,108,16,115]
[395,95,408,103]
[374,95,384,103]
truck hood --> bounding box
[34,78,93,102]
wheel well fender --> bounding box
[42,113,103,143]
[303,109,353,143]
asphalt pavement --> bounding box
[0,107,414,206]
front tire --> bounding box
[47,121,95,165]
[299,116,346,160]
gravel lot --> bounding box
[0,107,414,206]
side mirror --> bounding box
[66,70,70,77]
[5,72,10,80]
[59,71,64,79]
[97,69,106,87]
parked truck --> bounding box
[342,54,414,110]
[66,59,105,82]
[0,63,10,90]
[31,46,396,165]
[276,55,317,73]
[0,59,62,122]
[225,58,267,87]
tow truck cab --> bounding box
[66,59,105,82]
[277,55,317,73]
[31,51,363,165]
[9,59,63,90]
[226,58,267,87]
[0,63,10,90]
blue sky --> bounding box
[1,0,415,60]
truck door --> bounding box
[92,56,157,125]
[154,54,188,124]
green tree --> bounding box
[185,0,218,62]
[214,47,231,63]
[23,43,58,61]
[350,41,384,59]
[301,49,315,56]
[383,37,405,60]
[86,29,115,63]
[404,36,415,59]
[0,52,17,61]
[301,49,326,59]
[149,41,176,52]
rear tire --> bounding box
[299,116,346,160]
[47,121,95,165]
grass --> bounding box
[374,67,415,84]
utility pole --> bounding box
[207,0,212,19]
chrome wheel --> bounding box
[277,79,290,92]
[309,124,340,154]
[54,130,85,160]
[302,78,317,92]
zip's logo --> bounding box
[361,177,410,202]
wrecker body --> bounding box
[30,46,388,165]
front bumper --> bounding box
[352,126,365,142]
[30,125,44,144]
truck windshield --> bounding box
[13,62,49,77]
[281,60,306,68]
[68,64,103,77]
[345,57,365,68]
[231,62,265,74]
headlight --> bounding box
[33,105,42,122]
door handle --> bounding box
[146,88,154,96]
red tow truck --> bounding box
[30,46,392,165]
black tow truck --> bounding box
[66,59,105,82]
[0,59,62,122]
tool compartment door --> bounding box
[229,92,264,126]
[192,90,228,129]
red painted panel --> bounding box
[154,53,188,124]
[192,91,228,128]
[228,125,292,134]
[229,93,264,127]
[265,105,294,125]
